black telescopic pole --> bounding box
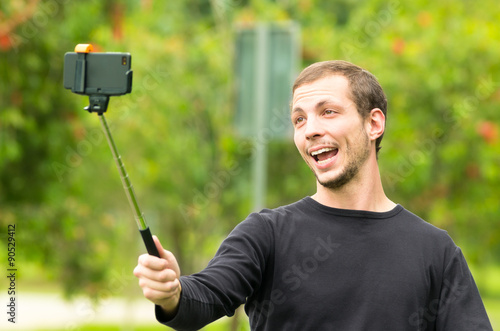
[98,112,160,258]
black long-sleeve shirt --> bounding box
[157,197,492,330]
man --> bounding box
[134,60,492,330]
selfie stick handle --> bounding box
[99,113,160,258]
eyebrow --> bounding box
[291,99,344,114]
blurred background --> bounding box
[1,0,499,330]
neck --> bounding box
[312,157,396,212]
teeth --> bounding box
[311,147,334,156]
[317,158,332,165]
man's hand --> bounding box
[134,235,182,317]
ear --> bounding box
[365,108,385,142]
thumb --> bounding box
[152,235,169,260]
[152,235,181,278]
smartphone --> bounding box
[63,52,133,96]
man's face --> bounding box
[291,75,371,190]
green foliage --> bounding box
[1,0,499,322]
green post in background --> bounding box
[235,22,301,211]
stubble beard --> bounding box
[315,131,370,190]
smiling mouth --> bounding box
[310,147,339,164]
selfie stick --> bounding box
[98,114,160,258]
[72,44,160,258]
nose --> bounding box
[304,116,325,140]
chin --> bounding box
[316,167,358,190]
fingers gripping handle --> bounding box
[140,227,160,258]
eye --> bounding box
[294,116,305,125]
[324,109,336,115]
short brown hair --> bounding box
[292,60,387,154]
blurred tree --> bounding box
[0,0,139,298]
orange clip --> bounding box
[74,44,93,53]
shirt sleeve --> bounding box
[435,246,493,330]
[156,213,273,330]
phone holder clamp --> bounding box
[72,44,109,115]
